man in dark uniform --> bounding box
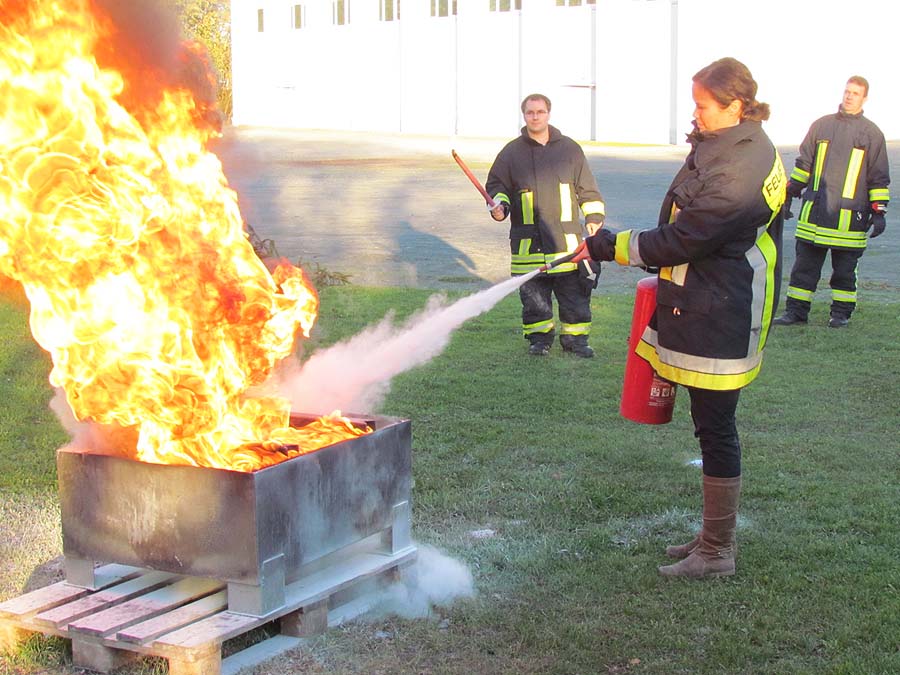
[774,76,891,328]
[486,93,605,357]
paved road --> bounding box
[213,128,899,297]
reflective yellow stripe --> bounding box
[869,188,890,201]
[495,192,510,205]
[787,286,813,301]
[581,200,605,216]
[521,191,534,225]
[523,319,553,335]
[813,141,828,191]
[635,337,762,391]
[559,184,572,222]
[841,148,864,199]
[795,224,867,249]
[659,266,672,281]
[832,288,856,302]
[614,230,631,266]
[837,209,852,232]
[560,322,590,336]
[790,167,810,182]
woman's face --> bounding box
[692,82,742,133]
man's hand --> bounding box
[585,222,602,236]
[585,229,617,261]
[490,203,508,221]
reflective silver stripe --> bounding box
[640,326,765,377]
[841,148,864,199]
[559,183,572,222]
[812,140,828,191]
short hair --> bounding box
[847,75,869,96]
[521,93,551,114]
[693,57,770,122]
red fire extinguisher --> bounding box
[620,276,677,424]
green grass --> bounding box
[1,286,899,674]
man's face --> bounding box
[841,82,867,115]
[523,99,550,136]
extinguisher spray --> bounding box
[620,276,677,424]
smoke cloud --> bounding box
[280,272,537,414]
[363,544,476,620]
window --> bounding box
[380,0,399,21]
[333,0,349,25]
[257,8,264,32]
[292,4,305,28]
[431,0,457,16]
[489,0,521,11]
[556,0,596,5]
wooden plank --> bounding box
[68,577,223,638]
[0,564,141,620]
[33,571,177,630]
[151,610,259,652]
[116,590,228,645]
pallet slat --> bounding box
[0,564,141,620]
[117,590,228,645]
[33,571,177,629]
[68,577,224,638]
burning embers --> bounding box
[0,1,367,471]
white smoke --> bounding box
[281,272,537,414]
[363,543,476,620]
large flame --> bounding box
[0,0,367,471]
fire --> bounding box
[0,0,368,470]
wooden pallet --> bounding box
[0,547,417,675]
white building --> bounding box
[231,0,900,145]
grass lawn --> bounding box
[1,284,899,675]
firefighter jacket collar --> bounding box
[519,124,563,146]
[836,105,864,119]
[688,120,764,170]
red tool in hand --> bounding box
[451,149,498,209]
[537,240,592,273]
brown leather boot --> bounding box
[659,475,741,578]
[665,534,700,559]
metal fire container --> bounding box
[57,413,412,616]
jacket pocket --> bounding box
[656,280,712,315]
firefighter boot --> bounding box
[527,336,551,356]
[560,334,594,358]
[772,298,809,326]
[658,475,741,578]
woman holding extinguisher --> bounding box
[585,57,785,578]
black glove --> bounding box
[786,180,805,199]
[585,229,617,262]
[869,211,886,238]
[782,199,794,220]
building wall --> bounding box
[232,0,900,144]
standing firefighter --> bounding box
[773,76,891,328]
[486,93,605,358]
[586,58,785,578]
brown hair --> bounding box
[693,57,770,122]
[847,75,869,96]
[521,93,551,114]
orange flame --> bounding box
[0,0,368,470]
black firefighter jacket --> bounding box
[791,109,891,250]
[610,120,785,391]
[486,126,605,275]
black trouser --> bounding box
[785,239,864,319]
[519,271,591,346]
[687,387,742,478]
